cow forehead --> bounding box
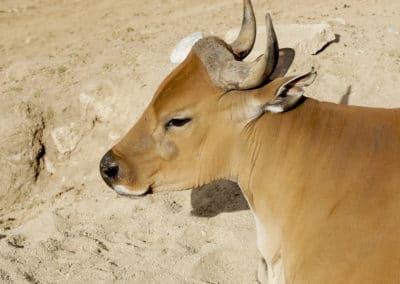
[151,51,222,116]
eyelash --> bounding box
[165,118,192,130]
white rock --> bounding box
[170,32,203,64]
[225,22,336,56]
[51,123,81,154]
[79,91,113,122]
[44,157,56,174]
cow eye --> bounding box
[165,118,192,129]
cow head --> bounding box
[99,0,316,196]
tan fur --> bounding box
[239,100,400,283]
[105,47,400,282]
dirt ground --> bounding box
[0,0,399,283]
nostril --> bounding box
[103,164,119,178]
[100,151,120,184]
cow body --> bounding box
[100,1,400,282]
[237,95,400,282]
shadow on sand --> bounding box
[190,180,249,217]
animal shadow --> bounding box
[339,86,352,105]
[190,180,249,217]
[269,48,295,79]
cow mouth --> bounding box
[113,184,152,198]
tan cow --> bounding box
[100,0,400,283]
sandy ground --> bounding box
[0,0,399,283]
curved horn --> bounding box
[232,13,279,89]
[229,0,256,59]
[194,13,279,91]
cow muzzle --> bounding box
[99,150,151,197]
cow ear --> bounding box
[264,69,317,113]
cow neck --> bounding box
[234,98,322,216]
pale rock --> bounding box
[79,91,113,122]
[44,157,56,174]
[170,32,203,64]
[51,123,81,154]
[225,22,336,56]
[78,79,120,123]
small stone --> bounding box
[79,87,114,123]
[7,234,26,248]
[170,32,203,64]
[44,157,56,174]
[51,123,81,154]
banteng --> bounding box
[100,1,400,282]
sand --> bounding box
[0,0,399,283]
